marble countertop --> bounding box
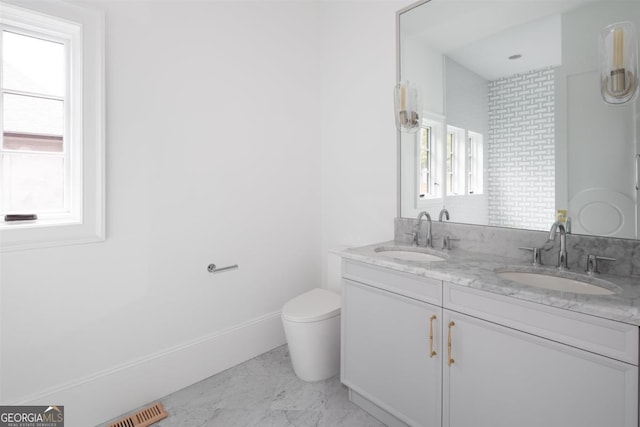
[340,241,640,326]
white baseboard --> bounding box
[16,310,285,427]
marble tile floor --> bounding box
[99,345,386,427]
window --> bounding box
[0,2,104,251]
[415,114,443,203]
[446,125,483,196]
[2,30,67,215]
[419,126,433,198]
[467,131,483,195]
[446,126,465,195]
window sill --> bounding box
[1,219,104,252]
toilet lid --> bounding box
[282,288,341,323]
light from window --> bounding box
[419,126,432,198]
[1,29,69,215]
[446,126,466,195]
[446,130,454,194]
[415,115,443,205]
[468,131,484,195]
[446,126,482,196]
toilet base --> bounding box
[283,315,341,382]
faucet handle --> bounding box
[519,247,543,267]
[442,235,459,250]
[405,232,418,245]
[439,208,450,222]
[585,254,616,275]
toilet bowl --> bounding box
[282,288,341,382]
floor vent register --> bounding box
[107,402,168,427]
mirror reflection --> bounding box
[399,0,640,239]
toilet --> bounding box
[282,288,341,382]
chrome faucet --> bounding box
[548,222,568,270]
[414,211,433,248]
[439,207,450,221]
[585,254,616,275]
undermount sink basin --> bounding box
[495,269,620,295]
[375,246,448,262]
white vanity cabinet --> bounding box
[341,260,443,427]
[443,309,637,427]
[442,283,638,427]
[341,259,639,427]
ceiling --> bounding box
[400,0,597,80]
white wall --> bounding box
[1,1,322,425]
[319,1,403,293]
[401,36,444,116]
[0,1,406,425]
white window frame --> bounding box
[416,114,444,205]
[0,1,104,252]
[467,130,484,195]
[418,125,433,198]
[1,16,76,219]
[446,125,465,196]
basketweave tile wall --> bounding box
[487,67,556,231]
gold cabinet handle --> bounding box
[429,315,437,357]
[447,321,455,366]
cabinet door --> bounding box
[442,310,638,427]
[342,279,442,427]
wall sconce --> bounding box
[599,22,639,105]
[394,81,421,133]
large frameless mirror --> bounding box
[398,0,640,239]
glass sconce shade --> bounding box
[599,22,639,105]
[394,81,421,133]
